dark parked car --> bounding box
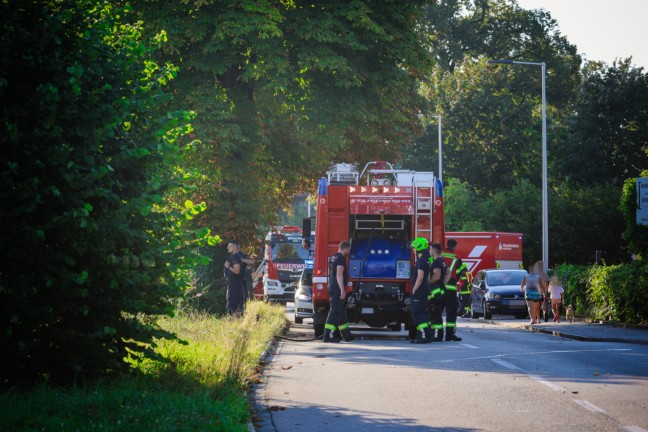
[293,264,313,324]
[470,269,529,319]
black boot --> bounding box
[322,328,340,343]
[423,327,433,343]
[339,325,355,342]
[445,328,462,341]
[433,328,444,342]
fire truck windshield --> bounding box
[271,241,310,262]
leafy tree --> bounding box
[135,1,435,299]
[443,178,485,231]
[136,1,433,239]
[558,59,648,185]
[0,1,205,384]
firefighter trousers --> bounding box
[444,285,458,333]
[427,291,444,336]
[461,293,471,315]
[325,285,349,331]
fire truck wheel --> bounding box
[313,323,324,338]
[483,301,493,320]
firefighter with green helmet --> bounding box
[410,237,432,343]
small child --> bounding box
[548,275,564,323]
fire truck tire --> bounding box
[313,323,324,338]
[470,304,481,319]
[483,301,493,320]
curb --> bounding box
[248,337,283,432]
[478,318,648,345]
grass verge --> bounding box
[0,301,286,432]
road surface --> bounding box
[252,314,648,432]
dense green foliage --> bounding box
[136,0,433,247]
[555,262,648,325]
[0,303,286,431]
[0,1,217,384]
[404,0,648,267]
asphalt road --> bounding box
[252,313,648,432]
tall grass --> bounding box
[0,302,286,432]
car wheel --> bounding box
[471,304,481,319]
[295,316,303,324]
[483,301,493,320]
[387,323,401,332]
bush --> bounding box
[556,261,648,325]
[0,1,201,385]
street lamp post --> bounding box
[430,115,443,182]
[488,59,548,273]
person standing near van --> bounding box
[428,242,447,342]
[441,239,463,341]
[323,241,354,343]
[410,238,432,344]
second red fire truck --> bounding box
[310,161,445,337]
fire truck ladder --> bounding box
[413,176,434,243]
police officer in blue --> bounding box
[224,240,246,315]
[323,240,354,343]
[410,237,433,343]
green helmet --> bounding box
[411,237,429,252]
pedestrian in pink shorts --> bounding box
[548,275,564,323]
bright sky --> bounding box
[516,0,648,69]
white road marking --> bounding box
[528,374,566,392]
[491,359,523,370]
[574,399,606,413]
[492,360,565,392]
[461,343,479,349]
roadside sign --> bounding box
[636,178,648,225]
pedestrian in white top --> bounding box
[548,275,564,323]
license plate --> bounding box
[509,299,526,307]
[361,307,374,314]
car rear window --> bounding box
[486,271,526,286]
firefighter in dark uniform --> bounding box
[458,262,472,317]
[441,239,463,341]
[410,238,432,343]
[323,240,354,343]
[224,240,246,315]
[428,242,447,342]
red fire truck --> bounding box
[310,161,445,337]
[262,226,313,303]
[445,232,524,276]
